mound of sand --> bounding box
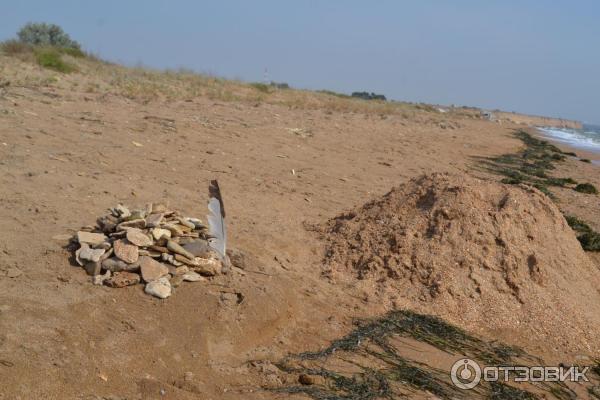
[322,173,600,355]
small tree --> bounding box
[17,22,80,49]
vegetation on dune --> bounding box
[249,82,271,93]
[351,91,387,101]
[0,23,475,124]
[317,89,351,99]
[17,22,80,50]
[0,23,84,73]
[33,47,75,73]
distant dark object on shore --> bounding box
[351,91,387,101]
[270,81,289,89]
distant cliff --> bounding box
[492,111,582,129]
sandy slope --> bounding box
[0,55,599,399]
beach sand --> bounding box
[0,54,599,398]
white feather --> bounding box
[207,197,226,258]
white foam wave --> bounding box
[537,127,600,153]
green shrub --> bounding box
[60,46,85,58]
[352,91,387,101]
[574,183,598,194]
[34,48,74,73]
[17,22,80,49]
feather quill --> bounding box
[207,180,227,259]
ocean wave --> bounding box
[537,126,600,153]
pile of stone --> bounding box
[73,203,225,299]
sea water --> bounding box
[537,124,600,155]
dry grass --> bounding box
[0,47,479,120]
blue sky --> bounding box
[2,1,599,123]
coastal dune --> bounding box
[493,111,582,129]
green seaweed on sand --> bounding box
[477,131,600,252]
[489,382,539,400]
[474,131,579,198]
[565,215,600,251]
[574,183,598,194]
[269,310,578,399]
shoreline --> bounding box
[533,126,600,165]
[534,127,600,165]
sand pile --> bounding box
[322,173,600,354]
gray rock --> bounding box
[183,240,212,257]
[192,256,222,276]
[145,213,163,228]
[126,228,153,247]
[93,270,111,285]
[116,219,146,231]
[83,261,101,276]
[174,266,189,276]
[162,224,183,237]
[75,243,88,266]
[151,228,171,241]
[177,217,195,230]
[112,204,131,219]
[102,257,139,272]
[77,231,107,246]
[78,244,106,263]
[166,264,189,276]
[97,214,118,233]
[127,209,146,221]
[144,277,171,299]
[93,241,112,250]
[139,256,169,282]
[167,240,195,260]
[182,271,205,282]
[187,218,207,230]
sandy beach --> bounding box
[1,53,599,399]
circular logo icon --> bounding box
[450,358,482,389]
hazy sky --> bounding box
[2,1,599,123]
